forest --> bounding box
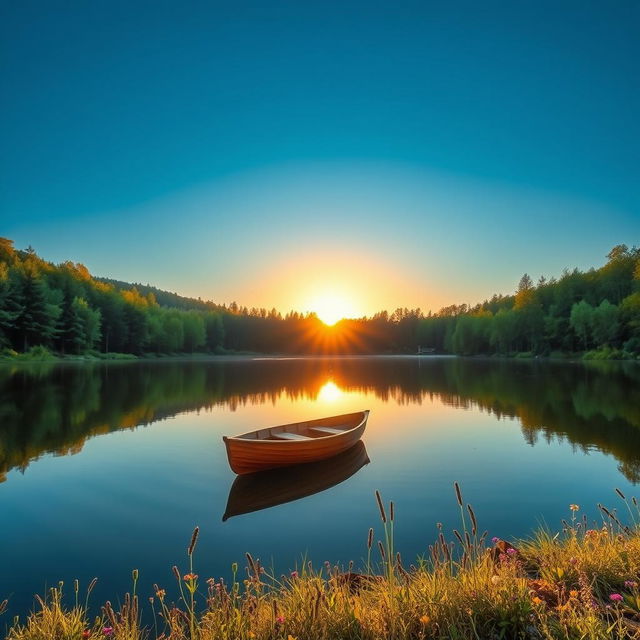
[0,237,638,358]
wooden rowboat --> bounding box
[223,410,369,474]
[222,441,370,520]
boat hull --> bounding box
[223,410,369,474]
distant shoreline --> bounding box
[1,350,638,365]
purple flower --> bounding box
[506,548,517,555]
[610,593,623,602]
[491,537,499,544]
[102,628,114,636]
[624,580,638,589]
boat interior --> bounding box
[237,422,355,441]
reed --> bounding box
[4,488,640,640]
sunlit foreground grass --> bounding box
[4,486,640,640]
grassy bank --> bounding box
[4,488,640,640]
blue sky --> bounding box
[1,1,638,314]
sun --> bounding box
[310,293,358,326]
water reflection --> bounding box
[222,441,370,520]
[1,357,639,483]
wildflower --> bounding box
[625,580,638,589]
[289,570,299,578]
[248,633,256,639]
[419,615,430,625]
[276,615,285,625]
[287,636,297,640]
[491,536,499,544]
[532,597,543,605]
[569,590,578,598]
[569,504,579,512]
[155,589,166,598]
[183,573,198,581]
[610,593,623,602]
[102,628,114,636]
[82,632,91,639]
[506,548,517,555]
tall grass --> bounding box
[4,486,640,640]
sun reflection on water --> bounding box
[317,380,343,402]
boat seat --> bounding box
[273,432,312,440]
[310,426,346,435]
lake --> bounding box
[1,356,639,618]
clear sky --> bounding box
[2,1,638,317]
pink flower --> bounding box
[609,593,623,602]
[102,627,114,636]
[290,571,298,578]
[276,615,285,625]
[506,548,517,555]
[491,537,499,544]
[624,580,638,589]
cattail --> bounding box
[88,578,98,594]
[438,531,447,552]
[246,553,257,578]
[0,599,7,615]
[467,504,478,535]
[188,526,200,556]
[390,501,395,522]
[375,490,387,523]
[453,529,465,547]
[454,481,463,507]
[367,527,374,549]
[172,566,180,581]
[615,488,626,500]
[103,601,117,626]
[464,531,471,550]
[599,504,622,527]
[132,569,139,581]
[378,540,386,561]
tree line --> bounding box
[0,237,638,357]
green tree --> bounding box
[72,297,102,352]
[182,311,206,352]
[0,263,22,347]
[490,308,518,354]
[570,300,594,350]
[591,300,619,346]
[18,265,60,349]
[204,312,225,351]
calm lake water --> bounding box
[1,356,639,618]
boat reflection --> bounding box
[222,441,370,521]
